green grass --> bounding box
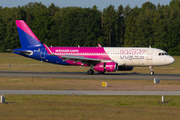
[0,53,180,74]
[0,95,180,120]
[0,53,180,120]
[1,77,180,91]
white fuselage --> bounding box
[104,47,174,67]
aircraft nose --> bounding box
[168,56,175,64]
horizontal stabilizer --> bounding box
[6,49,13,52]
[6,49,33,56]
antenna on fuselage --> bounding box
[98,44,102,47]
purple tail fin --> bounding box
[16,20,43,48]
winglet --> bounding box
[43,44,52,54]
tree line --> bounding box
[0,0,180,55]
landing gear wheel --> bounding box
[98,71,105,74]
[150,71,154,75]
[149,66,154,75]
[91,70,94,74]
[87,69,94,75]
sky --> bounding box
[1,0,172,11]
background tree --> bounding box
[0,0,180,55]
[116,4,125,47]
[102,5,117,47]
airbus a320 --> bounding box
[8,20,175,75]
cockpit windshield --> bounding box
[159,53,168,56]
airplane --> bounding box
[9,20,175,75]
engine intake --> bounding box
[94,62,118,72]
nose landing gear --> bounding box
[149,66,154,75]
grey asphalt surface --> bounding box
[0,70,180,80]
[0,90,180,95]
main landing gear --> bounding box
[87,69,94,75]
[87,70,105,75]
[98,72,105,74]
[149,66,154,75]
[87,64,94,75]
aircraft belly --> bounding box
[125,59,147,66]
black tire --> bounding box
[87,69,94,75]
[91,70,94,74]
[98,71,105,74]
[87,70,91,75]
[150,71,154,75]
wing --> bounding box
[43,44,113,65]
[53,54,113,65]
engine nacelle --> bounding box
[94,62,118,72]
[118,66,134,71]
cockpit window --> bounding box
[159,53,168,56]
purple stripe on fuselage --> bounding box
[15,20,40,42]
[48,47,111,65]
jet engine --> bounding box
[94,62,118,72]
[118,66,134,71]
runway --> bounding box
[0,70,180,80]
[0,90,180,95]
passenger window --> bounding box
[162,53,164,55]
[159,53,161,56]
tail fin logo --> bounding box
[16,20,43,48]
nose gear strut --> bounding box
[149,66,154,75]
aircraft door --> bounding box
[40,48,45,59]
[147,50,153,60]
